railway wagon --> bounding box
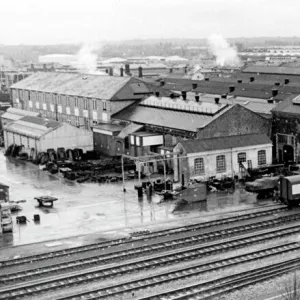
[279,175,300,207]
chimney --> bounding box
[214,97,220,104]
[229,85,235,93]
[284,78,290,85]
[170,93,175,99]
[192,83,198,89]
[195,95,200,102]
[138,66,143,78]
[249,76,255,82]
[155,91,160,97]
[182,91,187,100]
[272,89,278,97]
[120,67,124,77]
[274,82,280,86]
[109,67,113,76]
[221,94,227,99]
[160,80,165,86]
[125,64,130,75]
[237,79,243,83]
[205,77,209,81]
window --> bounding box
[13,133,15,143]
[257,150,266,166]
[66,96,70,107]
[194,158,204,175]
[42,93,46,102]
[75,97,78,107]
[57,94,61,105]
[237,152,246,164]
[83,98,88,110]
[103,100,107,111]
[28,91,30,101]
[75,116,80,127]
[93,99,97,110]
[216,155,226,172]
[27,137,30,148]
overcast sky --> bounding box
[1,0,297,45]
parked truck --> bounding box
[279,175,300,208]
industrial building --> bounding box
[173,134,273,183]
[3,116,93,154]
[10,72,152,130]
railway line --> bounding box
[0,205,286,269]
[0,223,300,299]
[136,257,300,300]
[55,242,300,300]
[0,209,298,282]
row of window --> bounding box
[194,150,267,175]
[16,90,107,111]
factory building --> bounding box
[10,72,152,130]
[3,116,93,154]
[173,134,273,183]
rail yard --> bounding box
[0,203,299,300]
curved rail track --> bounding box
[55,242,300,300]
[0,205,286,269]
[1,223,300,299]
[137,257,300,300]
[0,210,298,283]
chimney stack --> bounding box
[109,67,113,76]
[249,76,255,82]
[195,95,200,102]
[155,91,160,97]
[181,91,187,100]
[205,77,209,81]
[237,79,243,83]
[214,97,220,104]
[138,66,143,78]
[120,67,124,77]
[192,83,198,89]
[229,85,235,93]
[272,89,278,97]
[125,64,130,75]
[284,78,290,85]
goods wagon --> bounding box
[279,175,300,207]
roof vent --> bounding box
[229,85,235,93]
[274,82,280,86]
[192,83,198,89]
[82,76,88,80]
[170,93,175,99]
[214,97,220,104]
[204,77,209,81]
[268,99,274,104]
[284,78,290,85]
[160,80,165,86]
[181,91,187,100]
[237,79,243,84]
[249,77,255,82]
[221,94,227,99]
[272,89,278,97]
[155,91,160,97]
[195,95,200,102]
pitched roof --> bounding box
[272,94,300,114]
[4,116,62,139]
[178,134,271,153]
[10,72,137,100]
[243,66,300,75]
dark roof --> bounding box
[112,103,231,132]
[243,66,300,76]
[21,116,61,128]
[178,134,271,153]
[272,94,300,114]
[93,123,125,132]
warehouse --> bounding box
[3,116,93,154]
[173,134,273,183]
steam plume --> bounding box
[73,43,103,74]
[207,34,240,67]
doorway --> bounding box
[283,144,294,163]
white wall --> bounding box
[143,135,163,146]
[40,123,93,152]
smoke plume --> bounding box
[207,34,240,67]
[73,43,103,74]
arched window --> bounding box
[237,152,246,164]
[257,150,266,165]
[194,158,204,175]
[216,155,226,172]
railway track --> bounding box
[0,205,286,268]
[137,257,300,300]
[0,210,298,282]
[0,223,300,299]
[55,242,300,300]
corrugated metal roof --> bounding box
[6,107,40,117]
[178,134,271,154]
[112,104,231,132]
[117,123,143,139]
[1,112,23,121]
[10,72,135,100]
[243,66,300,75]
